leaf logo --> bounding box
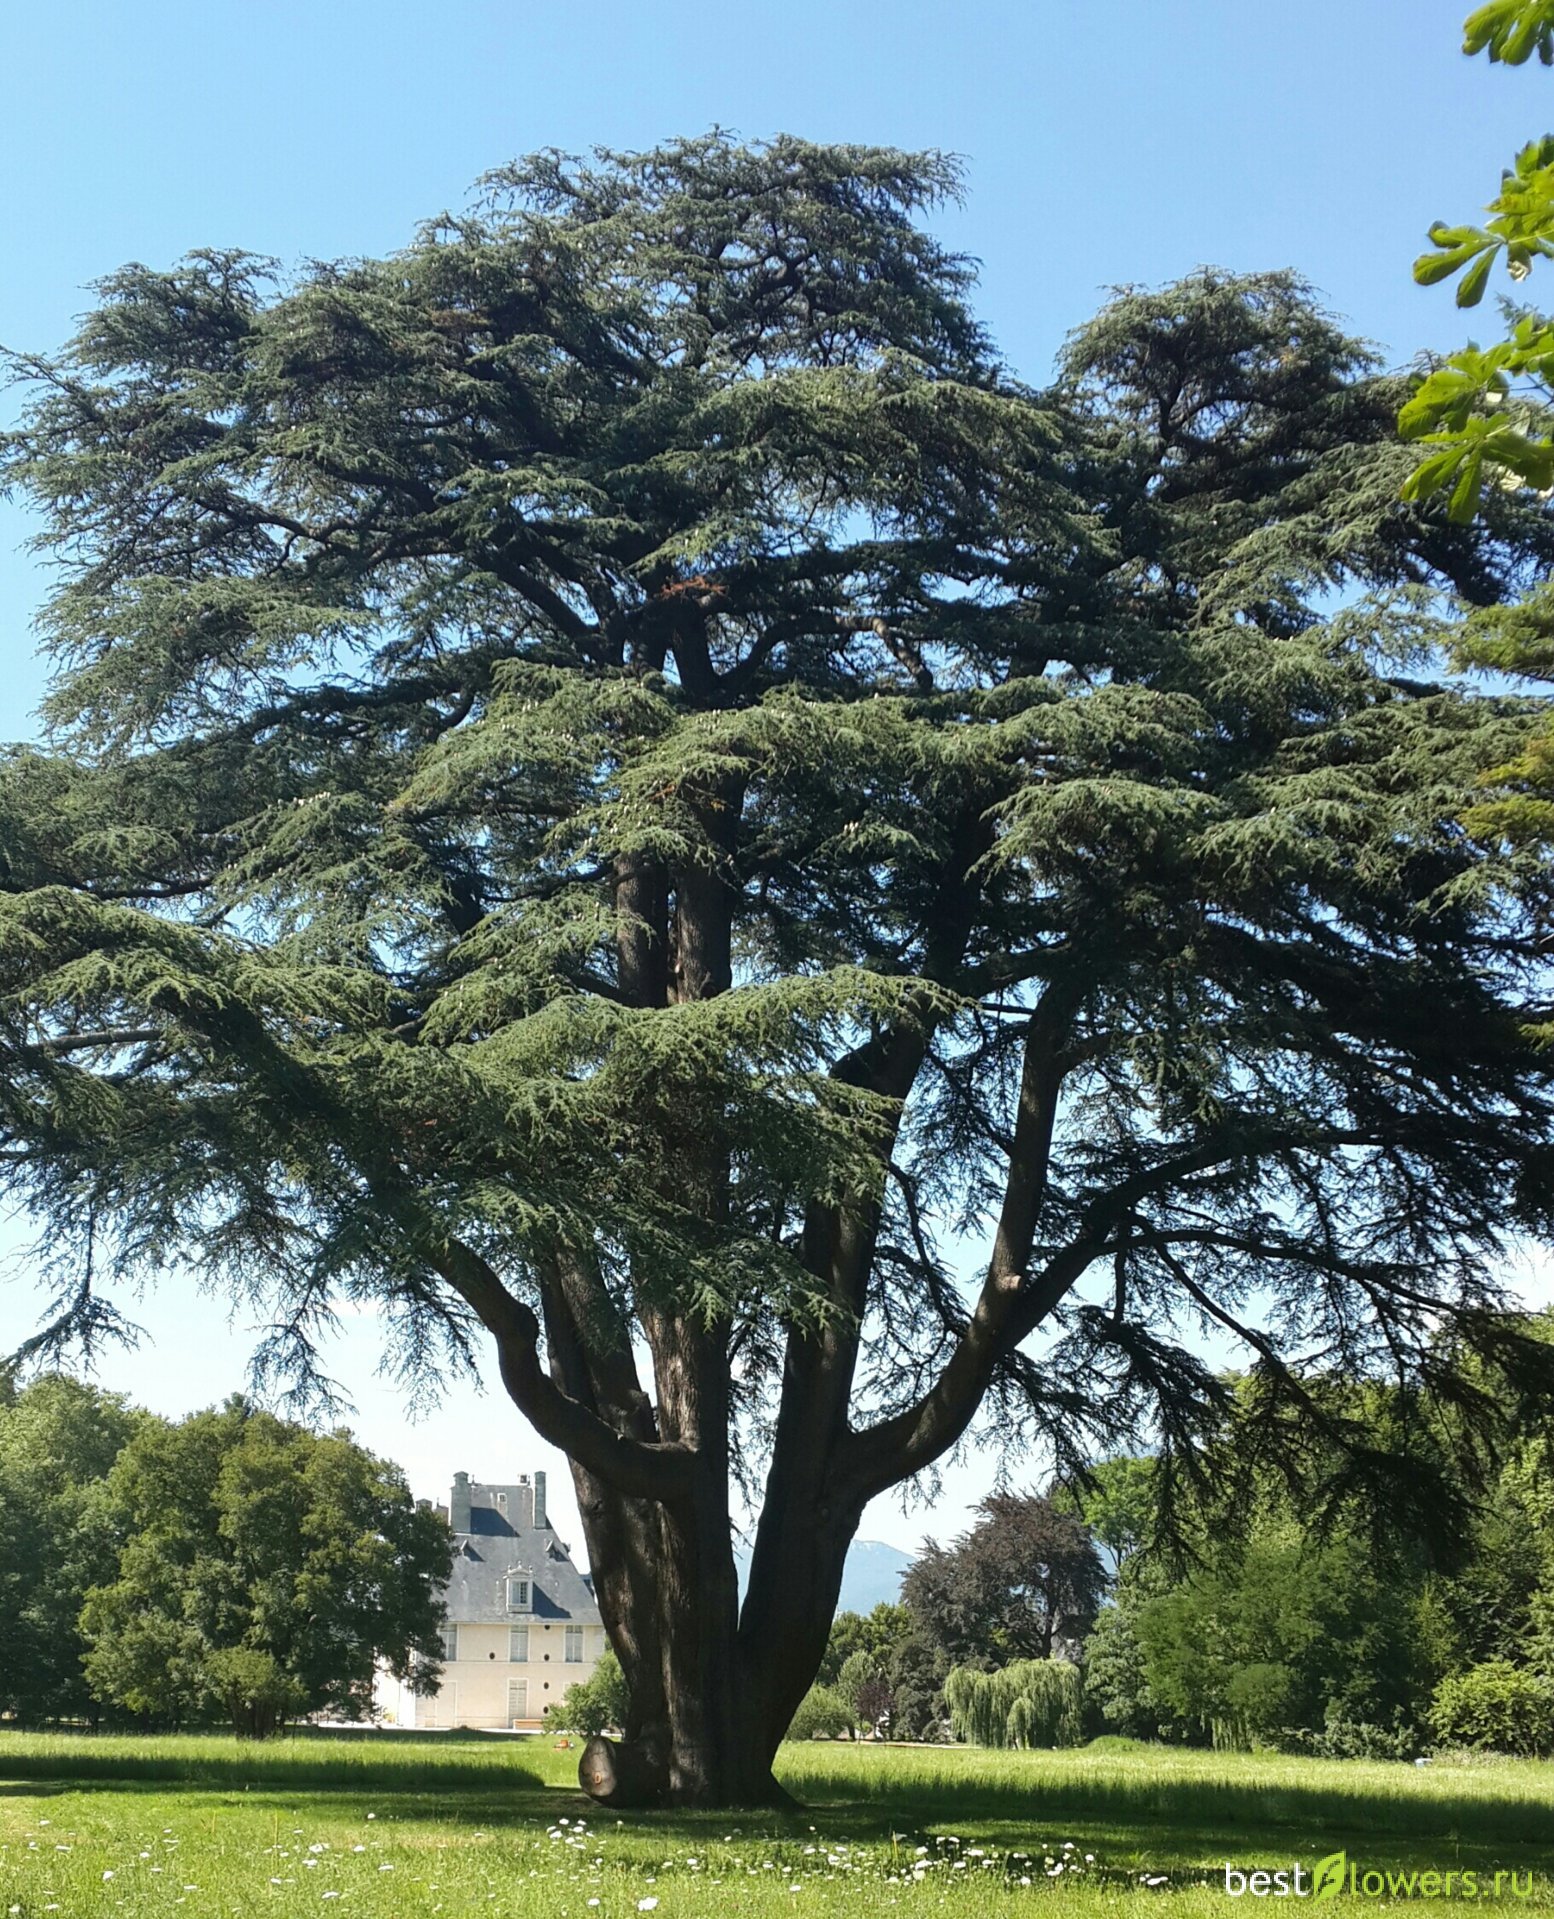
[1312,1850,1348,1903]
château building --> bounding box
[375,1470,607,1730]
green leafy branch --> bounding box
[1404,7,1554,516]
[1399,323,1554,520]
[1463,0,1554,64]
[1414,139,1554,311]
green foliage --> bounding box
[1127,1484,1439,1748]
[942,1658,1084,1749]
[79,1399,450,1735]
[201,1649,308,1741]
[1079,1597,1162,1741]
[1465,0,1554,66]
[1128,1523,1428,1749]
[1055,1457,1159,1567]
[818,1608,949,1739]
[836,1651,877,1712]
[1080,1364,1554,1752]
[556,1649,629,1737]
[818,1605,910,1684]
[785,1684,855,1741]
[1412,141,1554,311]
[0,1375,144,1723]
[1275,1717,1421,1762]
[903,1494,1104,1670]
[1430,1660,1554,1755]
[832,1648,896,1737]
[883,1631,950,1743]
[5,140,1554,1776]
[1403,4,1554,515]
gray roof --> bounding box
[442,1506,601,1625]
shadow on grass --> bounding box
[7,1732,1554,1878]
[788,1764,1554,1858]
[0,1730,548,1801]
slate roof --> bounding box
[442,1501,601,1624]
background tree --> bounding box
[941,1658,1083,1749]
[6,137,1554,1803]
[1129,1521,1428,1752]
[80,1399,449,1736]
[558,1649,631,1738]
[903,1493,1104,1667]
[1074,1363,1554,1755]
[816,1604,910,1683]
[883,1630,950,1742]
[818,1601,945,1739]
[1081,1582,1163,1741]
[1054,1456,1158,1570]
[0,1376,143,1724]
[834,1647,894,1738]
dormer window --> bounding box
[507,1573,532,1613]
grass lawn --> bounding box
[1,1730,1551,1915]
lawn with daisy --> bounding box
[3,1732,1553,1916]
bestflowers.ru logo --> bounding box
[1224,1850,1535,1900]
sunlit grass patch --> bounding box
[3,1732,1554,1914]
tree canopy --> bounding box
[902,1493,1104,1667]
[5,134,1554,1801]
[80,1398,449,1735]
[1080,1345,1554,1756]
[0,1374,144,1723]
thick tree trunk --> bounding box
[572,1466,806,1807]
[739,1495,863,1775]
[459,806,1041,1806]
[560,776,918,1806]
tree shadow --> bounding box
[781,1762,1554,1874]
[0,1731,548,1802]
[6,1733,1554,1880]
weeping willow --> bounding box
[943,1660,1084,1749]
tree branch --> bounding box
[840,978,1079,1500]
[420,1235,692,1503]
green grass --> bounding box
[2,1730,1551,1916]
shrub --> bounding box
[1273,1717,1420,1762]
[786,1684,854,1741]
[202,1649,306,1741]
[1430,1661,1554,1757]
[555,1650,629,1737]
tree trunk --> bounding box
[570,1472,804,1806]
[564,1424,864,1806]
[559,780,906,1805]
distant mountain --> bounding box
[734,1537,914,1615]
[836,1538,914,1614]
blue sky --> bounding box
[1,0,1550,1553]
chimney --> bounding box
[450,1471,472,1533]
[533,1470,547,1530]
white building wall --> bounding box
[377,1621,609,1730]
